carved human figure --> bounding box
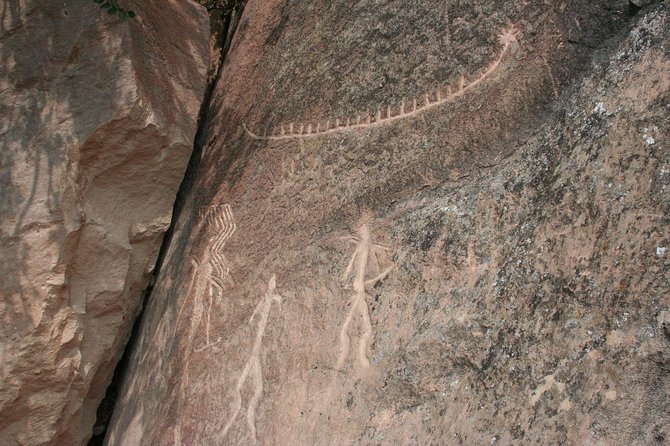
[173,204,236,351]
[336,215,394,371]
[170,204,236,444]
[221,275,283,443]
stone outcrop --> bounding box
[109,0,669,444]
[0,0,209,444]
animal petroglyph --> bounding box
[336,218,394,371]
[173,204,236,350]
[221,275,282,442]
[244,27,521,140]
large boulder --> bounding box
[0,0,209,444]
[108,0,669,444]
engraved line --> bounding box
[244,27,520,141]
[171,258,201,349]
[335,221,394,371]
[173,204,236,352]
[222,275,282,442]
[202,205,236,345]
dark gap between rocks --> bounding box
[628,1,642,16]
[88,3,246,444]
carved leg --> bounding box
[356,295,372,369]
[336,302,356,370]
[246,356,263,442]
[171,260,200,349]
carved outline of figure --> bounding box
[221,275,282,443]
[172,204,236,350]
[336,216,393,371]
[171,204,236,444]
[243,26,521,140]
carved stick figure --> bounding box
[222,275,282,443]
[336,219,393,371]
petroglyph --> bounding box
[244,27,521,140]
[170,205,236,445]
[222,275,282,442]
[336,217,394,371]
[172,204,236,350]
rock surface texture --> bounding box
[0,1,209,444]
[108,0,669,444]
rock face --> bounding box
[108,0,669,444]
[0,1,209,444]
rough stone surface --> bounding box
[0,1,209,444]
[109,0,669,444]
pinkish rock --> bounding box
[109,1,669,445]
[0,1,209,444]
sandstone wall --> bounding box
[108,0,669,444]
[0,1,209,444]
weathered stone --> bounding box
[0,0,209,444]
[109,0,669,445]
[631,0,655,8]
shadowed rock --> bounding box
[0,1,209,444]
